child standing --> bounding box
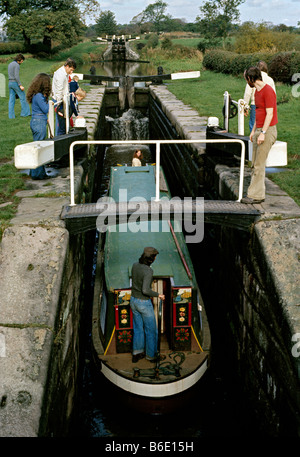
[57,87,86,130]
[26,73,52,180]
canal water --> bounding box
[71,58,262,441]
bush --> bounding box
[136,42,145,50]
[290,52,300,81]
[197,41,206,54]
[0,41,26,55]
[203,48,300,84]
[235,22,298,54]
[161,37,173,50]
[269,51,300,84]
[146,34,159,48]
[203,49,271,75]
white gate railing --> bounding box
[223,90,249,136]
[68,139,246,206]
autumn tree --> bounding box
[235,21,296,53]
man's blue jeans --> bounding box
[29,117,47,180]
[52,99,66,135]
[8,81,31,119]
[130,296,158,359]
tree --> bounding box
[141,1,168,32]
[96,11,118,36]
[235,21,296,53]
[0,0,100,50]
[196,0,245,47]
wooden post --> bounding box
[118,76,126,110]
[126,76,135,109]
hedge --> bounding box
[269,51,300,84]
[0,42,26,55]
[202,49,300,84]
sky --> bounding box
[97,0,300,27]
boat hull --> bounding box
[93,350,210,415]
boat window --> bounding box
[125,170,150,173]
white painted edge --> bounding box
[72,73,84,80]
[101,359,208,398]
[171,71,200,80]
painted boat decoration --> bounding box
[92,159,211,414]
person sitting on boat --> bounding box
[132,149,143,166]
[130,247,165,363]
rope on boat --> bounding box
[157,351,185,377]
[133,351,186,379]
[167,220,192,279]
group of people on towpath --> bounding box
[8,55,86,180]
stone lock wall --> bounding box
[0,87,105,437]
[213,220,300,436]
[205,163,300,437]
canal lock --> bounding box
[1,81,299,438]
[74,88,300,437]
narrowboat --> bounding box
[92,159,211,414]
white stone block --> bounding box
[207,117,219,127]
[14,141,54,169]
[248,140,287,167]
[74,117,86,128]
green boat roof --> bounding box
[104,165,196,291]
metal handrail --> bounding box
[68,139,246,206]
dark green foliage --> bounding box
[0,41,26,55]
[203,49,300,83]
[161,37,172,50]
[197,42,205,54]
[146,33,159,48]
[269,51,300,84]
[203,49,270,74]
